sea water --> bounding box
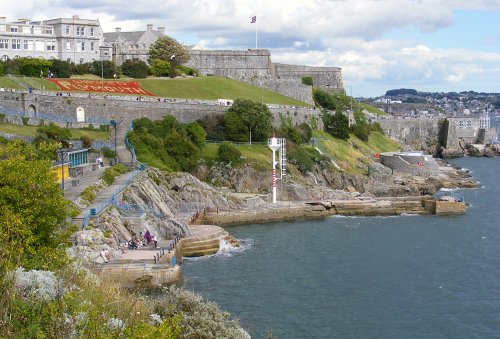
[183,156,500,338]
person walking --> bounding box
[153,235,158,248]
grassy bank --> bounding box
[200,131,400,174]
[0,122,110,140]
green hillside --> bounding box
[138,77,311,106]
[200,131,400,175]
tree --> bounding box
[121,58,150,78]
[34,123,72,149]
[90,60,116,78]
[0,140,74,271]
[149,36,190,77]
[18,58,52,77]
[50,59,72,78]
[323,111,350,140]
[225,99,273,143]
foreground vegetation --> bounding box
[0,138,247,337]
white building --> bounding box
[0,16,106,64]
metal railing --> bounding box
[82,165,147,228]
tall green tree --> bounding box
[322,111,350,140]
[224,99,273,143]
[149,36,190,77]
[0,140,74,271]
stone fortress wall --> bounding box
[185,49,344,105]
[0,91,321,129]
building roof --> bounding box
[103,30,163,46]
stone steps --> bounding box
[180,227,240,257]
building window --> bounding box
[76,26,85,36]
[46,41,56,51]
[42,27,53,34]
[91,42,95,51]
[0,39,8,49]
[65,26,70,35]
[80,42,85,51]
[79,58,84,64]
[10,26,18,32]
[458,120,464,127]
[1,55,8,61]
[66,42,71,51]
[90,27,95,37]
[466,120,472,126]
[11,39,21,50]
[23,40,31,50]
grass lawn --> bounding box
[0,77,22,90]
[313,130,400,173]
[201,142,272,170]
[138,77,311,107]
[0,122,110,140]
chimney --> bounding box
[157,26,165,34]
[0,17,6,23]
[146,24,153,31]
[115,27,121,33]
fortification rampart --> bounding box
[0,92,320,129]
[185,48,343,104]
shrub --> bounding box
[0,63,4,76]
[287,146,317,174]
[301,76,313,86]
[18,58,52,77]
[81,186,97,202]
[121,59,150,78]
[149,59,171,77]
[217,142,242,164]
[80,135,92,148]
[101,147,116,159]
[176,65,198,76]
[49,59,72,78]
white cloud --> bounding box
[1,0,500,95]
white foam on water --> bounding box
[216,238,254,257]
[439,187,460,192]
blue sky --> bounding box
[1,0,500,97]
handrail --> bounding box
[81,166,147,228]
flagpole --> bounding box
[255,19,258,49]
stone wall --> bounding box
[0,92,320,129]
[184,48,343,103]
[380,152,439,176]
[378,118,442,146]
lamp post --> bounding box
[268,134,280,204]
[100,46,109,96]
[57,142,73,192]
[110,119,120,164]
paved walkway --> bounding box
[77,168,145,219]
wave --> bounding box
[216,238,254,257]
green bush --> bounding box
[50,59,72,78]
[101,147,116,159]
[80,135,92,148]
[0,63,4,76]
[217,142,242,164]
[81,185,97,202]
[176,65,198,76]
[149,58,171,77]
[301,76,313,86]
[101,164,128,185]
[121,59,150,78]
[18,58,52,77]
[287,146,317,173]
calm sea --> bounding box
[183,123,500,338]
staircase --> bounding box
[180,225,240,257]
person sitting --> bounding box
[128,239,138,250]
[145,230,152,244]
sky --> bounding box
[1,0,500,97]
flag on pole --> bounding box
[251,16,256,23]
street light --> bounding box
[110,119,120,164]
[57,142,73,192]
[100,46,109,95]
